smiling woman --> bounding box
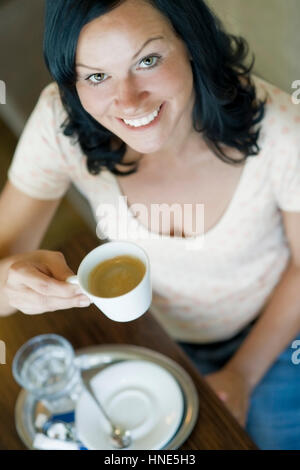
[73,4,195,158]
[43,0,265,175]
[2,0,300,452]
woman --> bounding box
[1,0,300,449]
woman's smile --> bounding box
[116,102,165,131]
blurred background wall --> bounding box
[0,0,50,136]
[0,0,94,246]
[1,0,299,135]
[207,0,300,92]
[0,0,299,243]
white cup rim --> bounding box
[77,241,150,300]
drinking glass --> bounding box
[12,334,83,413]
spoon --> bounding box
[81,366,132,449]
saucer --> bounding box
[15,344,199,450]
[75,359,184,450]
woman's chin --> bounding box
[125,138,166,155]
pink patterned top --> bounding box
[7,75,300,342]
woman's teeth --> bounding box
[122,105,161,127]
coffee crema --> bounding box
[87,255,146,298]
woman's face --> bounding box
[75,0,195,155]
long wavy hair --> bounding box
[43,0,266,176]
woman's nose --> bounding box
[114,77,148,116]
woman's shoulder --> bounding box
[37,82,67,122]
[39,81,60,103]
[35,82,82,157]
[250,76,300,203]
[251,74,300,153]
[252,74,300,127]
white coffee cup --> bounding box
[66,241,152,322]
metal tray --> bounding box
[15,344,199,450]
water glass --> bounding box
[12,334,83,413]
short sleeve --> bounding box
[7,83,71,200]
[269,86,300,212]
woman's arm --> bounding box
[0,180,62,316]
[204,210,300,426]
[224,209,300,391]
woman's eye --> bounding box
[86,73,107,86]
[139,55,162,69]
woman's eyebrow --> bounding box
[76,35,164,70]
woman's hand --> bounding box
[3,249,91,315]
[204,367,252,427]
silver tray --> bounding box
[15,344,199,450]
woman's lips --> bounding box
[117,102,165,131]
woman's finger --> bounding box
[7,285,91,314]
[7,261,81,298]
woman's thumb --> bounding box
[44,251,76,281]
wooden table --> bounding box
[0,231,258,450]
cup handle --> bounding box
[65,276,92,303]
[66,275,79,285]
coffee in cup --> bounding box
[66,241,152,322]
[88,255,146,298]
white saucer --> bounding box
[75,359,184,450]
